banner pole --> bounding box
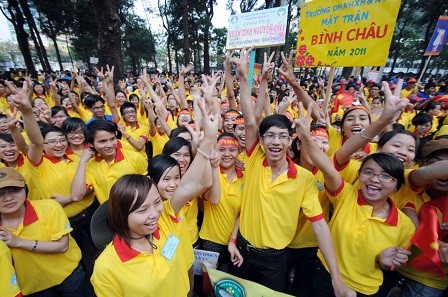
[323,67,335,117]
[418,56,432,83]
[248,50,256,93]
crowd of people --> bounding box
[0,47,447,297]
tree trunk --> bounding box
[85,47,91,72]
[90,0,125,82]
[50,35,63,71]
[341,67,353,78]
[175,48,179,73]
[159,0,172,73]
[2,0,35,71]
[203,27,210,73]
[182,0,190,65]
[18,0,51,71]
[131,56,137,74]
[47,22,63,71]
[202,0,214,74]
[167,35,172,74]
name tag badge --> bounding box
[161,234,180,261]
[317,181,324,192]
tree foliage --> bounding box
[387,0,448,78]
[122,14,156,73]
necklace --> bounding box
[129,234,158,251]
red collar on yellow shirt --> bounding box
[113,228,161,262]
[0,200,39,227]
[94,145,125,163]
[357,189,398,226]
[262,156,297,179]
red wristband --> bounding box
[229,237,237,244]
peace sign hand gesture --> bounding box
[230,47,254,78]
[261,52,275,81]
[278,50,296,83]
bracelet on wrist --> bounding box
[32,240,38,252]
[229,237,237,244]
[196,148,210,160]
[359,129,374,141]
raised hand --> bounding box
[180,64,193,76]
[294,102,312,141]
[94,67,105,81]
[230,47,254,78]
[278,49,296,83]
[197,97,219,139]
[261,51,275,81]
[380,79,411,123]
[105,65,115,86]
[8,81,32,113]
[48,77,57,89]
[209,149,221,168]
[200,72,219,104]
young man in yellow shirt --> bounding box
[227,48,353,295]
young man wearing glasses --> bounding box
[227,48,353,296]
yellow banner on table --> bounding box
[296,0,401,67]
[204,266,293,297]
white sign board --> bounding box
[226,6,288,50]
[193,249,219,275]
[367,70,380,83]
[89,57,99,64]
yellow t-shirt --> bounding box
[120,122,149,160]
[32,93,54,107]
[30,154,95,218]
[150,131,169,158]
[327,125,375,157]
[317,182,415,295]
[91,200,193,297]
[0,96,8,111]
[200,168,244,245]
[5,200,81,295]
[239,142,323,249]
[85,144,148,204]
[288,168,330,248]
[400,87,418,99]
[0,241,21,297]
[182,197,199,245]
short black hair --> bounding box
[412,112,432,126]
[51,106,69,118]
[120,102,136,116]
[84,94,105,109]
[148,154,180,185]
[162,136,192,158]
[61,117,88,141]
[86,120,118,143]
[170,127,190,139]
[259,114,293,137]
[41,125,65,140]
[359,153,405,191]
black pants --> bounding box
[229,231,287,293]
[201,239,231,272]
[311,259,399,297]
[286,247,318,297]
[69,200,99,296]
